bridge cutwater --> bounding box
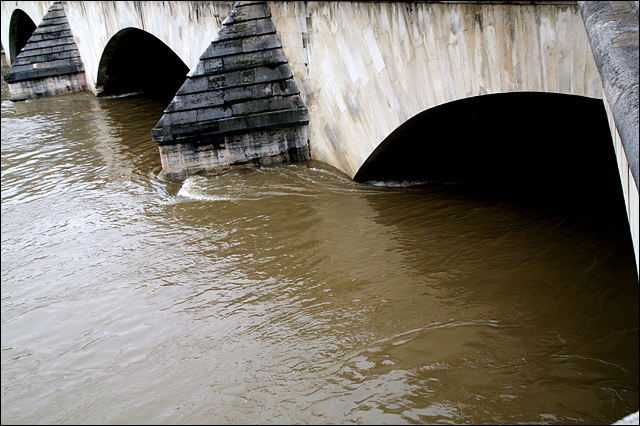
[1,0,638,275]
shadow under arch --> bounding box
[96,27,189,99]
[8,9,37,64]
[354,92,628,222]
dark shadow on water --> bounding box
[354,92,630,232]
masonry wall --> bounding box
[4,2,88,100]
[63,1,235,92]
[1,1,53,65]
[269,1,637,272]
[1,1,637,272]
[269,2,604,178]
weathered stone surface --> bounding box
[158,125,310,181]
[223,83,273,102]
[3,1,86,100]
[579,1,639,190]
[16,44,76,57]
[214,18,276,42]
[191,58,224,76]
[271,79,300,96]
[153,107,309,145]
[201,33,282,60]
[223,2,270,24]
[153,1,309,181]
[221,48,287,72]
[164,91,226,113]
[10,38,78,52]
[197,106,234,123]
[6,72,87,101]
[38,17,67,27]
[196,48,288,76]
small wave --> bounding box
[177,176,233,201]
[365,179,467,189]
[102,91,145,99]
[366,180,431,188]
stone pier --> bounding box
[151,1,309,181]
[3,2,86,100]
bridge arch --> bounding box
[63,1,233,94]
[354,92,626,219]
[96,28,189,98]
[8,9,37,64]
[0,1,53,65]
[269,1,605,179]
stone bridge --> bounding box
[1,1,638,274]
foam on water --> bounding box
[177,175,234,201]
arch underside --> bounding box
[355,92,626,220]
[8,9,36,64]
[96,27,189,98]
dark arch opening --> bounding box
[9,9,37,64]
[355,92,628,223]
[96,28,189,99]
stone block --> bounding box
[208,74,227,89]
[19,44,74,57]
[242,33,281,52]
[151,127,169,141]
[240,69,256,85]
[271,79,300,96]
[38,17,68,27]
[218,115,248,133]
[231,98,271,115]
[177,76,209,94]
[192,58,223,76]
[29,30,72,42]
[46,10,66,19]
[251,65,291,84]
[164,91,225,112]
[157,120,221,144]
[19,52,65,64]
[202,33,282,60]
[215,18,276,41]
[221,48,287,72]
[197,106,234,122]
[205,70,254,89]
[158,109,198,127]
[276,64,293,79]
[224,3,270,25]
[19,37,77,51]
[269,95,305,111]
[46,58,73,69]
[244,108,308,129]
[200,39,244,59]
[36,22,70,32]
[236,1,266,6]
[222,84,272,103]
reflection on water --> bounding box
[1,64,638,424]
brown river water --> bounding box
[1,63,638,424]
